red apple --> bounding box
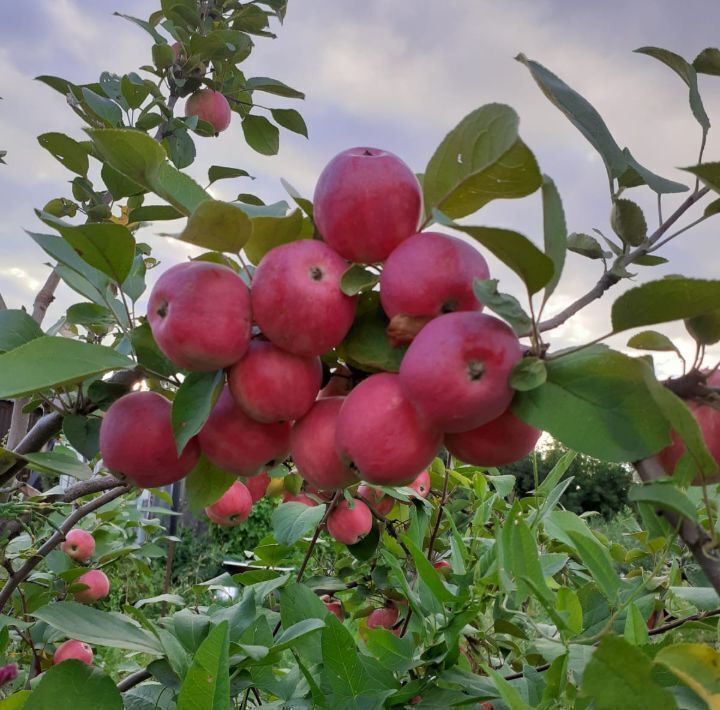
[445,408,541,467]
[408,470,430,498]
[399,312,522,433]
[367,604,399,630]
[313,147,422,263]
[658,372,720,485]
[320,594,344,621]
[100,391,200,488]
[282,492,317,506]
[185,89,232,134]
[198,387,291,475]
[433,560,451,573]
[228,340,322,422]
[251,240,356,357]
[74,570,110,603]
[244,471,270,503]
[336,373,442,486]
[291,398,357,490]
[380,232,489,321]
[53,640,93,666]
[61,529,95,562]
[326,499,373,545]
[357,483,394,516]
[147,261,251,371]
[205,481,253,526]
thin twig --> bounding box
[117,668,152,692]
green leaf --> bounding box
[423,104,541,220]
[207,166,252,185]
[628,483,698,522]
[63,414,101,459]
[340,265,379,296]
[618,148,689,194]
[184,456,236,513]
[567,531,620,603]
[25,661,122,710]
[123,684,175,710]
[272,502,326,545]
[0,691,31,709]
[280,178,314,219]
[510,357,547,391]
[245,77,305,99]
[556,587,583,635]
[610,199,647,247]
[337,294,405,373]
[273,618,325,651]
[581,635,675,709]
[541,175,567,301]
[87,128,210,215]
[270,108,308,137]
[668,586,720,610]
[178,199,252,254]
[32,602,162,653]
[37,133,89,176]
[634,254,668,266]
[279,584,331,628]
[655,643,720,706]
[513,346,669,462]
[41,215,136,283]
[81,88,123,127]
[627,330,681,354]
[244,209,304,265]
[681,162,720,194]
[23,451,92,480]
[177,621,230,710]
[0,310,44,353]
[516,54,627,180]
[172,370,223,454]
[131,321,178,378]
[365,628,416,674]
[128,205,183,223]
[120,75,150,109]
[685,309,720,345]
[693,47,720,75]
[624,602,650,646]
[321,615,391,709]
[567,232,610,260]
[399,534,456,603]
[635,47,710,132]
[473,279,532,335]
[483,666,531,710]
[242,114,280,156]
[0,337,132,399]
[436,215,554,294]
[611,278,720,333]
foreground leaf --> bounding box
[179,200,252,253]
[0,310,44,353]
[26,661,121,710]
[171,370,223,454]
[177,621,230,710]
[0,337,132,399]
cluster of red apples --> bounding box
[98,145,544,547]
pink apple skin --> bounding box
[326,499,373,545]
[291,398,357,490]
[100,391,200,488]
[185,89,232,133]
[320,594,344,621]
[205,481,253,526]
[380,232,489,320]
[367,604,399,630]
[313,147,422,263]
[282,492,318,506]
[357,484,394,516]
[433,560,451,573]
[446,408,541,467]
[658,371,720,485]
[61,529,95,562]
[244,471,270,503]
[336,373,442,486]
[74,570,110,603]
[399,312,522,433]
[198,387,291,475]
[228,340,322,423]
[147,261,251,371]
[409,470,430,498]
[251,240,357,357]
[54,640,93,666]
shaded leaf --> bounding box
[473,279,533,334]
[179,199,252,253]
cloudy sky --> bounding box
[2,0,720,376]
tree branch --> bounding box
[117,669,152,692]
[536,186,710,334]
[635,457,720,594]
[0,485,129,613]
